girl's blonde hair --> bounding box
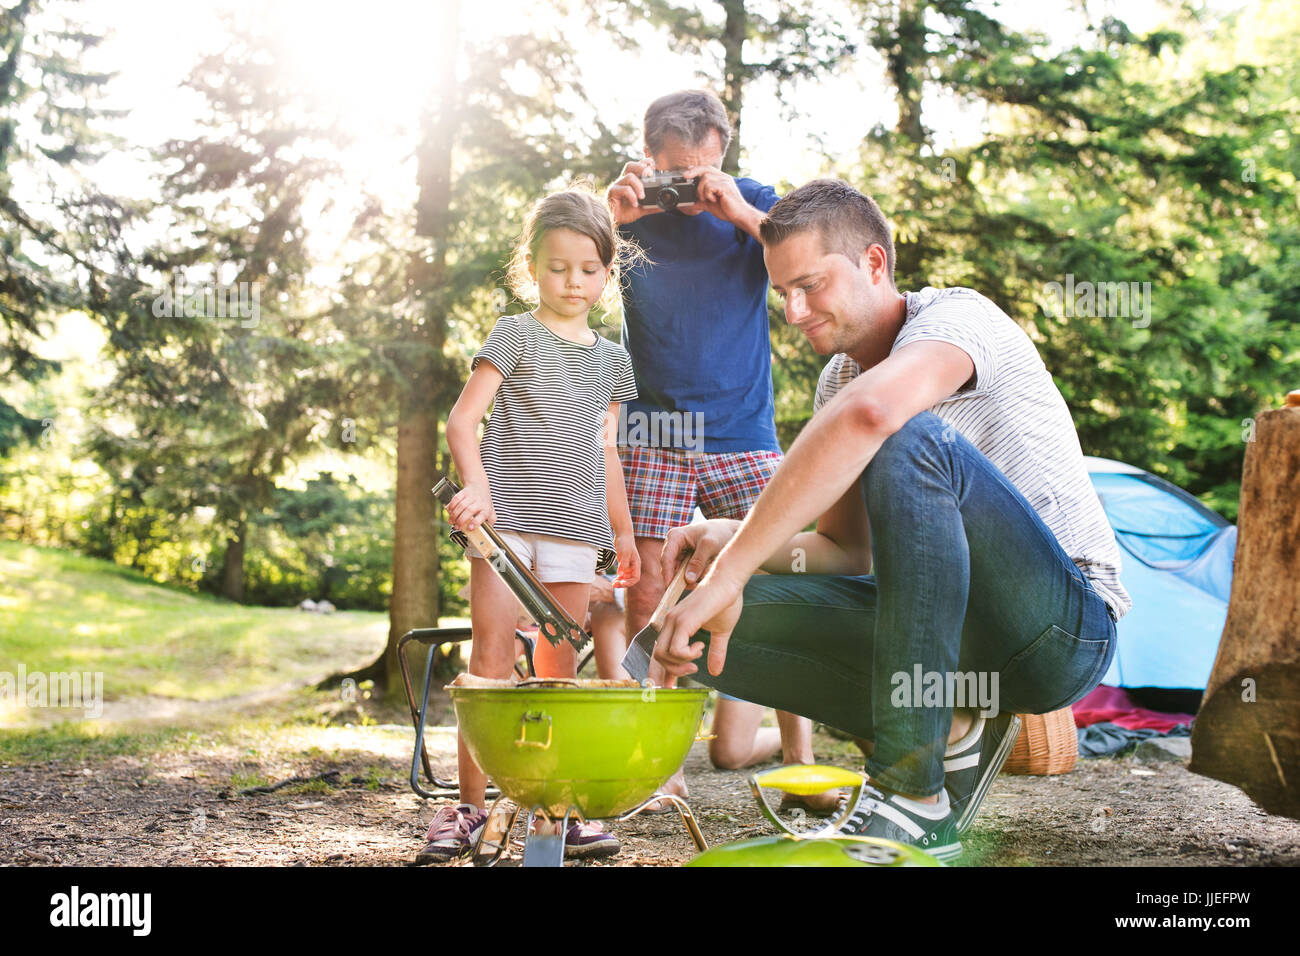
[505,182,646,314]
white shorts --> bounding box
[465,530,599,584]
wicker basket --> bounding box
[1003,708,1078,775]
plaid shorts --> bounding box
[618,446,783,540]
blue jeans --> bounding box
[688,412,1117,796]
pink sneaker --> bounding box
[415,804,487,864]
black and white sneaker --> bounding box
[944,712,1021,835]
[828,784,962,862]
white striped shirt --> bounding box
[473,312,638,554]
[813,286,1131,619]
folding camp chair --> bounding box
[397,626,536,800]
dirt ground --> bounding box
[4,690,1299,867]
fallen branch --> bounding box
[238,770,342,795]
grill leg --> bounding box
[621,793,708,852]
[522,808,571,868]
[473,796,521,867]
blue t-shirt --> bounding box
[618,177,780,454]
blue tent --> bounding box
[1084,457,1236,690]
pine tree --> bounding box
[1,0,116,452]
[831,1,1296,512]
[85,21,346,599]
[594,0,854,173]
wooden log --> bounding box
[1189,405,1300,819]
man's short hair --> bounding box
[760,179,897,284]
[644,90,733,158]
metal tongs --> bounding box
[433,478,590,653]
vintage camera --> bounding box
[639,170,700,210]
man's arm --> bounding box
[654,338,975,678]
[705,339,973,585]
[683,165,767,240]
[663,480,870,584]
[768,480,872,575]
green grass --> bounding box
[230,770,273,790]
[0,722,194,763]
[0,539,389,708]
[0,686,425,769]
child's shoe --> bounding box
[414,804,487,864]
[563,821,620,859]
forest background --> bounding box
[2,0,1295,698]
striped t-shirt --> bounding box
[813,286,1132,619]
[472,312,638,554]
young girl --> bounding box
[418,187,642,863]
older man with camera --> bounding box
[606,90,832,812]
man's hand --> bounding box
[682,166,763,237]
[607,160,663,227]
[653,566,746,679]
[447,481,495,532]
[589,575,616,605]
[662,518,741,585]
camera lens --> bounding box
[657,187,680,210]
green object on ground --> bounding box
[449,685,709,818]
[686,834,943,867]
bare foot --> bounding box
[644,768,688,813]
[778,787,843,817]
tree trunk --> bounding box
[887,0,928,145]
[720,0,747,175]
[1189,405,1300,819]
[220,515,246,603]
[377,0,460,701]
[386,385,442,696]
